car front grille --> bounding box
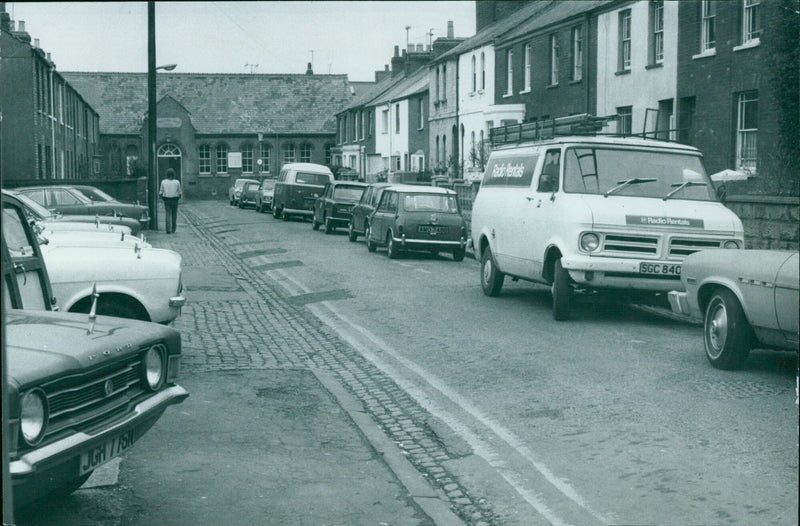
[668,238,725,257]
[601,234,659,256]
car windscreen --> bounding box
[402,194,458,213]
[260,180,276,190]
[12,193,53,219]
[295,172,330,185]
[562,147,716,201]
[78,187,115,201]
[332,186,365,201]
[245,183,260,191]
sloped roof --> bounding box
[340,73,402,113]
[371,67,429,106]
[61,72,360,136]
[498,1,611,45]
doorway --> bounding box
[157,143,182,184]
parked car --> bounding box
[255,178,276,213]
[668,249,799,369]
[36,227,151,249]
[238,181,261,209]
[2,217,188,510]
[348,182,392,242]
[14,185,150,227]
[272,163,334,221]
[312,181,367,234]
[228,178,258,206]
[5,189,140,235]
[471,118,745,320]
[365,184,468,261]
[3,191,185,323]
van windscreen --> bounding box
[295,172,330,185]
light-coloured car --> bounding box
[255,178,276,213]
[4,192,184,323]
[228,178,258,206]
[668,249,799,369]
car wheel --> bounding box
[273,205,281,219]
[703,288,752,370]
[238,200,244,209]
[348,222,358,242]
[282,211,291,222]
[229,197,234,206]
[366,224,376,252]
[312,215,320,230]
[452,247,466,262]
[551,258,572,321]
[99,300,147,321]
[257,203,263,213]
[386,232,400,259]
[324,217,334,234]
[480,247,504,296]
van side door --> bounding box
[524,148,563,279]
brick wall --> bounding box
[725,196,800,251]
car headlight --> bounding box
[20,389,48,446]
[723,240,741,249]
[143,345,166,390]
[580,232,600,252]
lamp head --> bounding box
[158,64,177,71]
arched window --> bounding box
[442,135,447,167]
[300,143,312,163]
[470,131,476,166]
[480,52,486,90]
[125,145,139,176]
[283,143,296,165]
[471,55,476,92]
[216,143,229,173]
[198,145,211,174]
[435,136,440,166]
[260,143,271,173]
[241,143,254,173]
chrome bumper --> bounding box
[667,290,689,315]
[169,294,186,308]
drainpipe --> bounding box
[585,13,591,115]
[455,57,461,179]
[49,57,57,179]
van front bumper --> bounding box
[560,254,684,292]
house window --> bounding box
[743,0,760,44]
[360,111,365,140]
[283,143,296,165]
[435,136,440,166]
[325,143,333,165]
[419,99,424,130]
[300,143,312,163]
[198,145,211,174]
[442,135,447,166]
[260,143,271,173]
[442,65,447,101]
[125,145,139,176]
[550,34,559,85]
[650,1,664,64]
[506,49,513,95]
[572,26,583,81]
[701,1,715,52]
[471,55,477,92]
[480,52,485,90]
[216,144,229,173]
[436,67,440,101]
[619,9,632,71]
[382,109,389,133]
[524,43,531,90]
[395,103,400,134]
[678,96,696,145]
[343,115,348,142]
[736,91,758,173]
[617,106,632,136]
[241,144,254,173]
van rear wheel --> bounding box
[552,259,572,321]
[480,247,504,296]
[273,206,281,219]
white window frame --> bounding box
[572,26,583,81]
[736,91,758,173]
[652,1,664,64]
[523,43,531,91]
[505,49,513,95]
[617,106,632,136]
[199,144,211,174]
[260,143,271,173]
[550,34,559,86]
[743,0,761,44]
[480,52,486,90]
[395,103,400,134]
[418,99,424,130]
[471,55,477,92]
[216,144,229,174]
[283,143,296,165]
[701,1,716,52]
[620,9,632,71]
[300,143,312,163]
[241,144,254,173]
[381,109,389,134]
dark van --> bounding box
[272,163,335,221]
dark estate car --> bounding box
[365,184,468,261]
[15,186,150,227]
[238,181,261,209]
[312,181,367,234]
[228,178,258,206]
[348,182,392,242]
[2,192,188,510]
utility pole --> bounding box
[147,1,158,230]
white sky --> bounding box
[8,1,476,81]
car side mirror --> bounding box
[716,184,727,203]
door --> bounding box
[157,144,182,186]
[526,148,563,279]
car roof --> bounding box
[330,181,367,187]
[283,162,333,174]
[385,184,456,195]
[236,178,258,183]
[491,135,702,154]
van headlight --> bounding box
[143,345,166,390]
[723,240,741,249]
[580,232,600,252]
[20,389,48,446]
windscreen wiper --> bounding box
[662,181,707,201]
[603,178,657,197]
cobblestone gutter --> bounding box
[170,206,502,526]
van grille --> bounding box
[669,238,724,257]
[602,234,658,256]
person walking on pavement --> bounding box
[159,168,182,233]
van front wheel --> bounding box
[552,259,572,321]
[480,247,504,296]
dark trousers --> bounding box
[162,197,179,233]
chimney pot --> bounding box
[18,20,24,31]
[46,52,51,61]
[394,45,399,57]
[385,65,389,71]
[34,38,39,48]
[447,20,454,39]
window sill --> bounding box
[568,79,582,85]
[477,89,485,95]
[645,62,663,70]
[519,88,531,94]
[546,83,559,89]
[733,39,760,52]
[692,49,716,60]
[198,173,213,177]
[615,69,631,76]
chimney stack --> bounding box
[17,20,24,31]
[447,21,454,39]
[34,38,39,48]
[305,62,314,75]
[391,45,404,76]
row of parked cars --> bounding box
[230,140,798,372]
[2,185,188,511]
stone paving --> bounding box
[151,202,500,526]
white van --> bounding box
[471,127,744,320]
[272,163,335,221]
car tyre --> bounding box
[348,222,358,242]
[273,205,281,219]
[324,217,334,234]
[312,215,320,230]
[480,247,504,297]
[703,288,752,370]
[387,232,400,259]
[366,224,376,252]
[282,210,290,222]
[551,258,572,321]
[452,247,466,262]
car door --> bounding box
[316,183,331,222]
[352,187,371,232]
[370,190,395,244]
[774,252,799,342]
[50,188,92,214]
[2,195,55,310]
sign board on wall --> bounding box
[157,117,182,128]
[228,152,242,169]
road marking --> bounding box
[269,268,608,525]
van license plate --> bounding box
[79,429,135,475]
[639,263,681,276]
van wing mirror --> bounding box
[716,184,727,203]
